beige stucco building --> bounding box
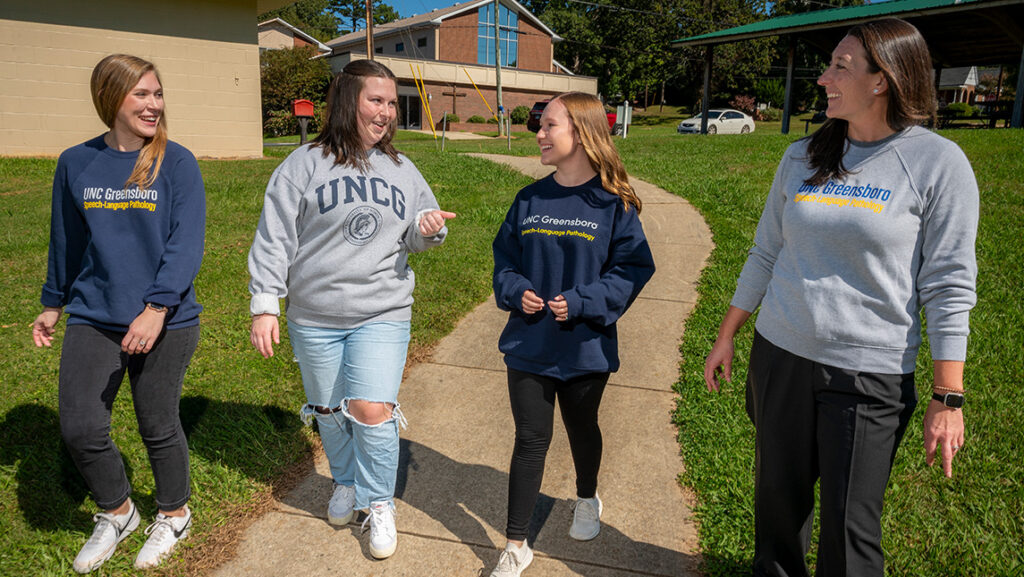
[1,0,292,158]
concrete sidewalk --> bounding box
[212,155,713,576]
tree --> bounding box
[260,46,334,123]
[258,0,342,42]
[330,0,401,34]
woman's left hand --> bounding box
[923,399,965,479]
[419,210,457,236]
[121,306,166,354]
[548,295,569,322]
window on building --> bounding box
[396,42,405,53]
[376,46,383,54]
[417,37,427,48]
[477,3,518,68]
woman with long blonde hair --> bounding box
[33,54,205,573]
[490,92,655,576]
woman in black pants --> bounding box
[490,92,655,576]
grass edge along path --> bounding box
[617,126,1024,577]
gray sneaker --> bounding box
[72,502,140,573]
[133,506,192,569]
[490,541,533,577]
[327,483,356,525]
[569,494,602,541]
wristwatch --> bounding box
[932,391,965,408]
[145,302,168,313]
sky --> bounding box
[388,0,464,19]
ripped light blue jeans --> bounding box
[288,320,410,509]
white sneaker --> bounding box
[133,506,192,569]
[327,483,356,525]
[73,502,140,573]
[569,494,602,541]
[490,541,533,577]
[362,500,397,559]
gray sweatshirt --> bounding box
[732,126,978,374]
[248,145,446,328]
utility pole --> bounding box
[365,0,374,59]
[494,0,504,136]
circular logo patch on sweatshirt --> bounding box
[343,206,382,245]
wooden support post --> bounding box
[701,45,713,134]
[782,35,795,135]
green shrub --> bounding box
[486,117,499,124]
[511,105,530,124]
[943,102,976,117]
[444,113,460,124]
[467,115,487,123]
[259,46,332,125]
[756,107,782,122]
[262,102,325,137]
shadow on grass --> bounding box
[1,397,305,532]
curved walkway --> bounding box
[212,155,713,577]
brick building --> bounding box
[258,18,332,55]
[325,0,597,129]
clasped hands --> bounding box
[522,290,569,322]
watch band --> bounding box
[146,302,168,313]
[932,391,965,408]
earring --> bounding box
[873,88,879,94]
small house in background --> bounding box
[325,0,597,130]
[258,18,332,56]
[1,0,297,158]
[937,66,979,106]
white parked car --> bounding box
[677,109,755,134]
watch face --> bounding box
[944,393,965,408]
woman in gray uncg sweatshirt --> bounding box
[703,19,977,577]
[247,60,454,560]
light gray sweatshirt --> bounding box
[732,126,978,374]
[248,145,446,328]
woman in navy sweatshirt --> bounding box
[490,92,655,577]
[32,54,205,573]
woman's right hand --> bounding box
[704,337,735,392]
[250,314,280,358]
[521,290,545,314]
[32,307,63,347]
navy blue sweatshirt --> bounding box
[492,174,655,379]
[41,135,205,330]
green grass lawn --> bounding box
[1,126,1020,576]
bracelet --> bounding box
[933,385,965,394]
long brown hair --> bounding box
[554,92,641,213]
[805,18,936,186]
[312,59,401,169]
[91,54,168,189]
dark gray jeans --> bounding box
[746,331,917,577]
[58,323,199,511]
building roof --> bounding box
[327,0,561,50]
[938,66,978,88]
[671,0,1024,67]
[258,18,332,53]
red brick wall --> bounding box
[516,16,551,72]
[293,36,311,48]
[438,6,553,73]
[439,10,478,64]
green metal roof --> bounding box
[672,0,1008,46]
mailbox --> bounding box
[292,99,315,118]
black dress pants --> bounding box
[504,367,609,541]
[746,332,916,577]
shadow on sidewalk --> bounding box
[395,439,697,575]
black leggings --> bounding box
[505,368,609,541]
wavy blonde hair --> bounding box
[552,92,641,213]
[90,54,168,189]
